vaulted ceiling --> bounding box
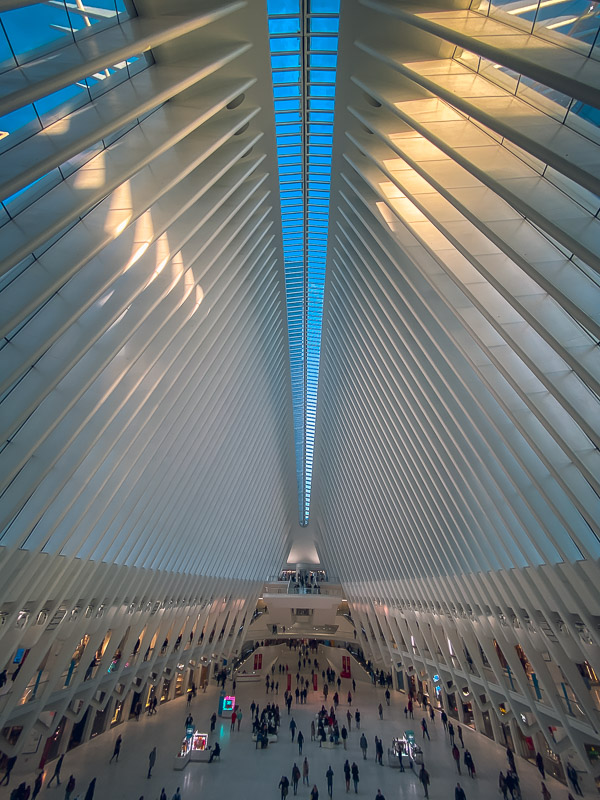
[0,0,599,770]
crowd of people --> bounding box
[0,641,587,800]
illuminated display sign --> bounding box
[223,695,235,711]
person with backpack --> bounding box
[279,774,290,800]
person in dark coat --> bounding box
[279,774,290,799]
[31,772,43,799]
[65,774,76,800]
[419,765,431,798]
[536,752,545,778]
[109,735,122,764]
[464,749,475,778]
[147,746,156,778]
[326,765,334,797]
[0,756,17,786]
[83,777,96,800]
[291,763,301,795]
[48,755,64,787]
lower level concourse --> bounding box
[0,644,590,800]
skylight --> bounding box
[268,0,339,526]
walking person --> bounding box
[230,709,237,731]
[541,782,551,800]
[499,771,508,799]
[346,709,352,731]
[344,761,351,793]
[536,752,545,779]
[291,763,301,795]
[378,703,383,720]
[360,732,368,759]
[237,708,243,730]
[351,762,359,794]
[0,755,17,786]
[464,749,475,778]
[83,778,96,800]
[48,754,64,787]
[279,774,290,800]
[310,786,319,800]
[64,775,76,800]
[355,709,360,729]
[326,766,334,798]
[290,717,297,742]
[457,724,464,748]
[455,783,466,800]
[421,717,430,740]
[147,746,156,779]
[506,747,516,773]
[110,735,122,764]
[566,762,583,796]
[341,725,348,749]
[419,765,430,798]
[297,730,304,755]
[385,688,390,706]
[32,772,43,799]
[452,743,461,774]
[448,722,455,745]
[303,757,310,786]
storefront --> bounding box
[110,699,124,727]
[90,706,109,739]
[67,709,89,750]
[174,670,185,697]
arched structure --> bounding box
[0,0,598,786]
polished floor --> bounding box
[0,644,590,800]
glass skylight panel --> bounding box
[269,0,339,525]
[0,8,154,225]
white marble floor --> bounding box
[0,644,591,800]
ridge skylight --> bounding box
[268,0,339,526]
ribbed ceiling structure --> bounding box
[0,0,599,785]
